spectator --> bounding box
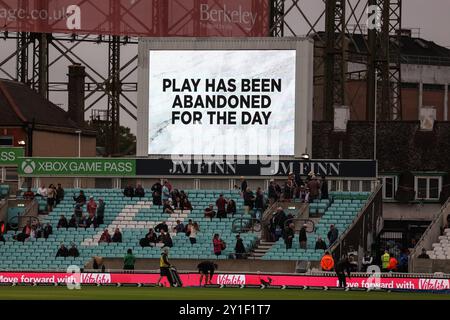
[56,243,69,257]
[23,187,35,200]
[254,187,264,220]
[268,179,279,204]
[320,175,329,200]
[184,219,193,237]
[123,249,136,271]
[418,248,430,259]
[68,214,78,228]
[92,256,105,271]
[243,187,255,215]
[0,232,4,243]
[204,204,216,220]
[173,220,185,234]
[99,229,112,244]
[315,237,327,251]
[140,228,157,247]
[234,234,246,259]
[294,172,303,197]
[307,176,320,201]
[155,221,169,233]
[151,179,162,206]
[87,196,97,216]
[299,224,308,249]
[226,199,236,217]
[56,183,65,205]
[47,184,56,212]
[43,223,53,239]
[189,222,200,245]
[112,228,122,243]
[173,196,182,210]
[163,200,175,214]
[165,179,173,192]
[240,176,247,195]
[387,255,398,272]
[216,194,227,219]
[123,185,135,198]
[159,231,173,248]
[57,215,68,229]
[283,176,295,201]
[320,251,335,271]
[181,198,193,211]
[73,190,86,206]
[74,204,83,220]
[170,189,180,201]
[37,184,47,198]
[68,243,79,257]
[299,185,310,203]
[361,252,373,272]
[135,184,145,198]
[284,223,295,250]
[213,233,225,257]
[13,222,32,242]
[78,214,88,228]
[269,207,286,241]
[97,198,105,225]
[327,224,339,247]
[0,220,5,242]
[161,181,170,202]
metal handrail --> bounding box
[283,218,316,234]
[231,217,261,233]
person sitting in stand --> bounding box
[226,199,236,217]
[173,220,185,234]
[56,243,69,257]
[181,197,193,211]
[68,243,80,257]
[163,199,175,214]
[23,187,35,200]
[315,237,327,251]
[14,222,32,242]
[99,229,112,244]
[135,184,145,198]
[204,204,216,220]
[112,228,123,243]
[73,190,86,206]
[173,196,182,210]
[78,214,88,229]
[43,223,53,239]
[140,228,158,247]
[57,215,68,229]
[123,185,135,198]
[68,214,78,228]
[155,221,169,233]
[158,231,173,248]
[74,204,83,221]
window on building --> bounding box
[379,176,398,200]
[0,136,13,146]
[414,176,442,200]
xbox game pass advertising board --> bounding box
[137,38,314,158]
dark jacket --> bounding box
[328,228,339,244]
[155,223,169,233]
[315,239,327,250]
[235,238,246,254]
[123,186,135,197]
[112,232,122,243]
[298,227,307,242]
[254,192,264,209]
[335,258,352,275]
[56,246,69,257]
[57,217,68,229]
[241,180,248,193]
[243,190,255,208]
[284,227,294,242]
[68,247,79,257]
[268,184,278,200]
[135,187,145,197]
[97,202,105,218]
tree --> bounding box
[89,121,136,156]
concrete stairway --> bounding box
[251,240,276,260]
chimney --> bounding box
[68,64,85,126]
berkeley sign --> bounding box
[17,157,376,178]
[18,158,136,177]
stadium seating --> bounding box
[262,191,371,261]
[0,188,257,270]
[427,228,450,259]
[0,185,9,199]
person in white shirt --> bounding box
[37,185,47,198]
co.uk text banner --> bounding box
[0,0,270,37]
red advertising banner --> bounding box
[0,0,270,37]
[1,272,449,291]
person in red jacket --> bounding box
[387,256,398,272]
[213,233,225,257]
[99,229,112,244]
[216,194,227,219]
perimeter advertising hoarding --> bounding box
[0,272,448,291]
[0,147,24,166]
[17,158,377,178]
[0,0,269,37]
[137,38,314,158]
